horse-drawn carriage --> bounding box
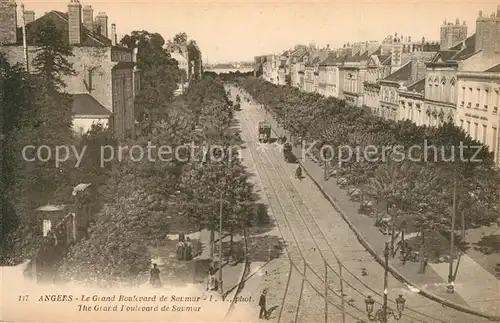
[258,121,271,142]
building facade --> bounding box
[318,55,341,98]
[0,0,136,140]
[363,51,391,112]
[456,66,500,166]
[398,79,426,125]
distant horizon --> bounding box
[17,0,500,63]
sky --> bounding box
[18,0,500,63]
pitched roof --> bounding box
[357,51,370,61]
[432,34,477,63]
[380,55,391,65]
[345,52,360,62]
[486,63,500,72]
[71,93,111,116]
[305,56,321,67]
[406,78,425,93]
[382,61,412,83]
[290,47,307,57]
[437,50,457,62]
[371,48,381,56]
[450,33,475,51]
[16,11,113,47]
[451,35,477,60]
[319,52,337,65]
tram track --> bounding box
[230,85,485,323]
[234,87,367,322]
[242,99,445,323]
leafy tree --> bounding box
[0,27,76,263]
[235,76,500,253]
[31,19,76,90]
[173,32,188,44]
[120,30,183,131]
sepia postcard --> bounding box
[1,0,500,322]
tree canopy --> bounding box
[235,77,500,239]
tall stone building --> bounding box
[440,18,468,50]
[0,0,17,44]
[0,0,138,140]
[475,6,500,57]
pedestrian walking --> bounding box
[259,288,268,319]
[423,255,429,272]
[185,237,193,261]
[177,240,185,260]
[207,266,217,291]
[295,165,302,180]
[150,264,161,287]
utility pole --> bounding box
[383,242,389,323]
[21,4,29,72]
[219,189,224,295]
[181,73,184,94]
[338,260,346,323]
[324,260,328,323]
[323,148,328,181]
[448,175,457,292]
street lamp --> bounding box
[364,294,405,322]
[364,242,406,322]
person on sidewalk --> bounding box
[295,165,302,180]
[185,237,193,261]
[259,288,268,319]
[177,240,185,261]
[423,255,429,272]
[207,266,217,291]
[150,264,161,287]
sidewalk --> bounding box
[149,229,248,294]
[265,113,500,318]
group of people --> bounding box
[176,233,194,261]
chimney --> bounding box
[0,0,18,45]
[67,0,81,45]
[110,23,116,45]
[94,12,108,37]
[24,9,35,24]
[82,5,93,31]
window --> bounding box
[466,121,471,132]
[474,123,478,140]
[460,119,464,128]
[483,124,487,144]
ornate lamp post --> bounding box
[364,295,405,322]
[364,242,406,322]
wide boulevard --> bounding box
[225,84,492,323]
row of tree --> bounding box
[58,76,258,285]
[55,30,257,285]
[236,77,500,268]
